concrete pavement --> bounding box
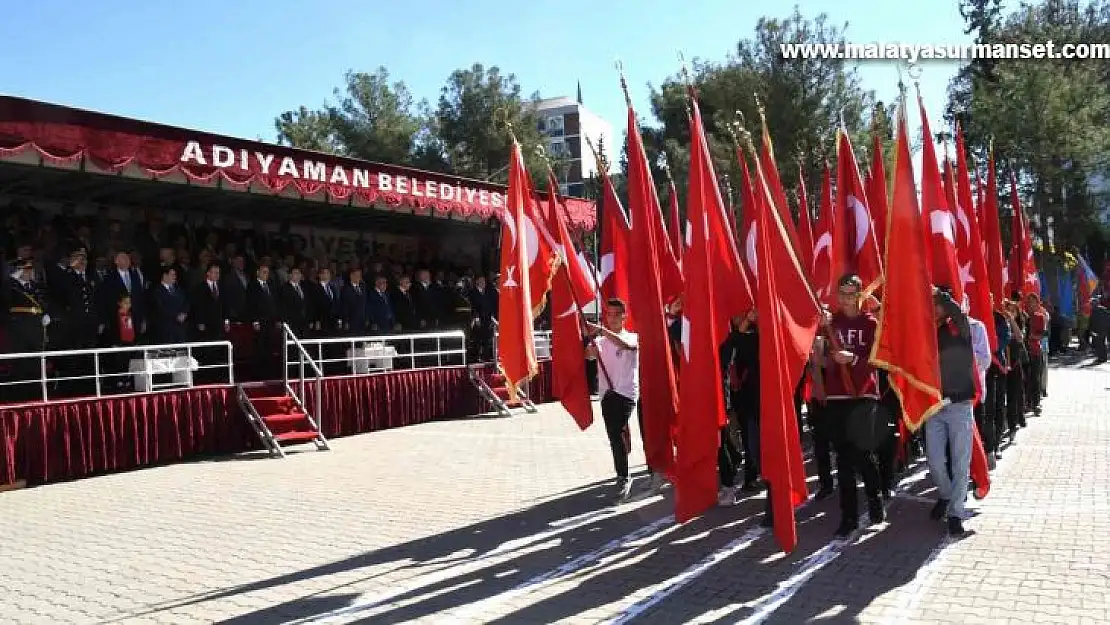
[0,359,1107,624]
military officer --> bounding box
[5,258,51,401]
[57,248,100,395]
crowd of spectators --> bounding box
[1,203,504,400]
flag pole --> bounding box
[541,145,616,392]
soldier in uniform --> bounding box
[55,248,100,396]
[4,258,51,402]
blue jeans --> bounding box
[925,400,974,520]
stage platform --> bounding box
[0,361,554,488]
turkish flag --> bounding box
[795,164,815,281]
[835,128,884,294]
[868,132,890,260]
[870,100,945,432]
[497,141,540,395]
[674,92,729,522]
[812,163,837,305]
[1007,172,1039,297]
[752,145,820,554]
[918,95,963,304]
[952,128,998,355]
[525,192,561,319]
[543,173,595,430]
[666,179,683,268]
[757,121,802,255]
[737,153,759,289]
[625,105,681,476]
[598,172,634,329]
[981,151,1008,307]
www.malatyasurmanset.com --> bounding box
[780,41,1110,62]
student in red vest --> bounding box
[817,274,886,537]
[106,294,137,391]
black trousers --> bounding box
[717,419,743,488]
[1093,332,1108,361]
[1006,363,1026,430]
[806,402,835,491]
[1025,353,1044,410]
[827,399,882,520]
[730,389,760,485]
[986,365,1006,452]
[601,391,637,479]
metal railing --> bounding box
[0,340,234,404]
[283,330,467,379]
[281,323,325,433]
[492,329,554,363]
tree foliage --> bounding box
[947,0,1110,251]
[641,7,881,221]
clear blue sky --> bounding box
[1,0,972,170]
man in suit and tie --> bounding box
[341,268,372,336]
[54,248,100,394]
[247,264,280,378]
[99,251,146,345]
[221,253,250,322]
[310,266,342,337]
[190,262,230,383]
[367,274,396,335]
[280,267,313,337]
[412,268,441,330]
[152,266,189,345]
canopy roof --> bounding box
[0,95,596,230]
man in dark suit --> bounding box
[189,262,230,383]
[310,266,341,337]
[221,253,250,322]
[366,274,395,335]
[98,251,147,344]
[54,248,100,395]
[280,267,313,337]
[391,275,419,333]
[469,275,497,362]
[412,268,441,330]
[247,264,280,377]
[341,268,371,336]
[152,266,189,345]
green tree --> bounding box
[643,7,880,221]
[274,106,341,153]
[947,0,1110,251]
[432,63,552,185]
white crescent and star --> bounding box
[846,195,871,254]
[930,209,956,245]
[745,223,759,282]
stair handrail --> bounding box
[282,323,325,434]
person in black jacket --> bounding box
[151,266,189,345]
[717,311,757,505]
[926,286,978,537]
[280,267,313,337]
[246,264,280,377]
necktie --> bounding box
[263,283,269,295]
[211,282,218,297]
[295,284,302,299]
[123,272,130,292]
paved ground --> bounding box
[1,357,1108,625]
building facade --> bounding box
[534,95,614,198]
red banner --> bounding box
[0,95,596,229]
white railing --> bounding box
[283,330,467,378]
[0,340,234,404]
[281,324,325,435]
[493,329,554,363]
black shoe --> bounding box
[930,499,949,521]
[814,485,835,500]
[834,518,858,538]
[948,516,966,536]
[868,497,886,525]
[881,486,893,500]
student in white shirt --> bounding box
[585,298,640,502]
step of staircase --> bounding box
[490,386,521,406]
[260,411,311,435]
[251,395,296,414]
[274,430,322,445]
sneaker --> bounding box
[616,478,633,502]
[987,454,997,471]
[947,516,966,536]
[717,486,741,507]
[930,498,949,521]
[868,497,886,525]
[994,451,1003,460]
[834,518,858,538]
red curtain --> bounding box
[0,362,555,487]
[0,386,252,486]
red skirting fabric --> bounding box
[0,386,252,487]
[0,362,555,487]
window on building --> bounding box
[549,139,565,156]
[547,116,564,132]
